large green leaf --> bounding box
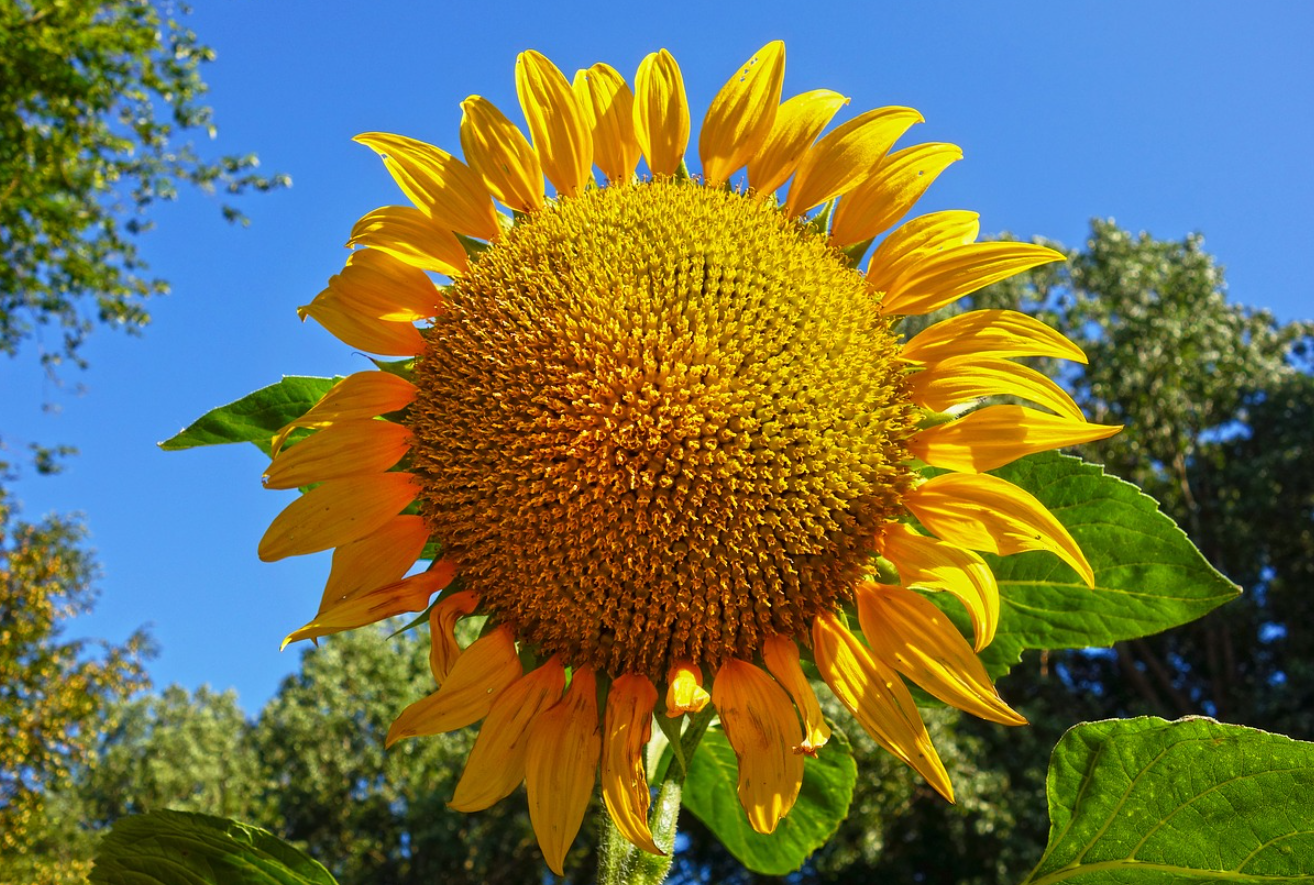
[160,376,336,455]
[680,725,857,876]
[935,453,1239,675]
[91,809,337,885]
[1023,717,1314,885]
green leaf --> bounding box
[935,453,1240,675]
[159,376,337,455]
[681,725,857,876]
[1023,717,1314,885]
[91,809,338,885]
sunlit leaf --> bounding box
[159,376,336,455]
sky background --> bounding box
[4,1,1311,715]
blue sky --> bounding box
[4,1,1311,714]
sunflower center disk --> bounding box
[409,181,917,679]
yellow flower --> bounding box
[258,43,1119,874]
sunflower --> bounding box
[257,42,1119,873]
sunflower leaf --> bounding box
[160,376,338,455]
[680,725,856,875]
[1022,717,1314,885]
[90,809,337,885]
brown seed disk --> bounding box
[408,181,917,680]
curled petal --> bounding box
[633,49,689,176]
[699,41,785,187]
[748,89,849,196]
[910,406,1122,473]
[880,241,1066,317]
[831,142,962,247]
[905,473,1094,587]
[272,371,416,456]
[461,96,544,213]
[347,206,469,276]
[572,63,640,183]
[856,583,1025,726]
[282,561,456,648]
[907,355,1085,420]
[263,419,411,490]
[665,660,710,716]
[450,658,566,812]
[258,472,420,562]
[866,210,980,296]
[526,667,602,876]
[711,658,805,835]
[601,674,661,855]
[902,309,1088,366]
[878,522,999,651]
[761,635,831,755]
[386,626,522,746]
[354,132,499,240]
[428,589,481,685]
[517,50,593,197]
[784,106,923,217]
[812,612,953,801]
[318,515,431,614]
[298,250,444,356]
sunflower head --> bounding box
[257,42,1119,874]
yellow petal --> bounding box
[428,589,480,685]
[450,657,566,812]
[902,309,1088,366]
[601,674,661,855]
[297,297,423,357]
[831,142,962,247]
[572,63,640,184]
[386,625,521,746]
[761,635,831,755]
[906,355,1085,420]
[711,658,805,835]
[880,241,1066,316]
[747,89,849,196]
[878,522,999,651]
[910,406,1123,474]
[258,472,420,562]
[297,250,443,357]
[699,41,785,187]
[263,418,411,490]
[811,612,954,801]
[905,473,1094,587]
[784,106,923,217]
[633,49,689,176]
[354,132,499,240]
[318,515,431,614]
[460,95,544,213]
[664,660,710,716]
[525,666,601,876]
[856,583,1025,726]
[347,206,469,277]
[282,561,456,648]
[272,371,416,456]
[517,50,593,197]
[866,210,981,296]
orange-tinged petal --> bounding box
[866,210,981,296]
[348,206,469,277]
[272,371,416,456]
[856,583,1025,726]
[263,418,411,490]
[902,309,1088,366]
[460,96,544,213]
[318,515,430,614]
[633,49,689,176]
[386,625,521,746]
[298,297,424,357]
[450,657,566,812]
[878,522,999,651]
[761,635,831,755]
[831,142,962,247]
[664,660,710,716]
[747,89,849,196]
[811,612,954,801]
[297,250,444,357]
[905,473,1094,587]
[258,472,420,562]
[712,658,805,835]
[517,50,593,197]
[428,589,480,685]
[784,106,923,217]
[881,241,1066,317]
[525,666,601,876]
[282,562,456,648]
[572,63,640,184]
[354,132,499,241]
[601,674,661,855]
[906,355,1085,420]
[699,41,785,187]
[910,406,1122,473]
